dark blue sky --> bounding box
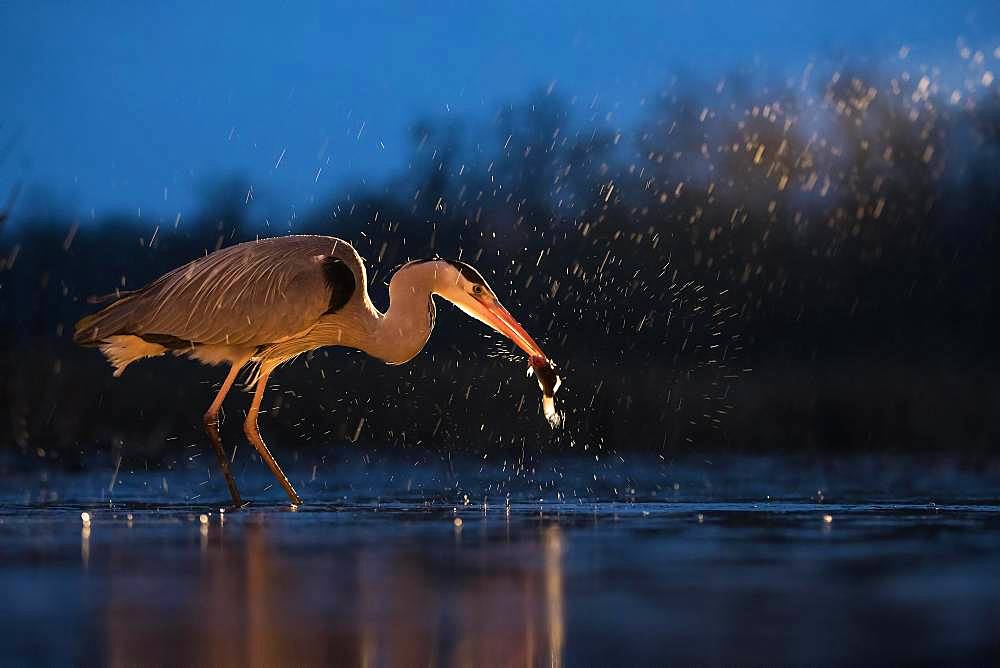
[2,1,997,221]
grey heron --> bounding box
[75,235,556,506]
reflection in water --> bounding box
[103,516,566,667]
[80,511,92,569]
[80,524,90,570]
[6,463,998,665]
[544,526,564,668]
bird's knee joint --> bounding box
[203,412,220,430]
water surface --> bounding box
[1,454,998,664]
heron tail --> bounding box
[73,294,140,346]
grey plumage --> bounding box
[75,234,550,505]
[75,235,362,350]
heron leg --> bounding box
[203,360,248,506]
[243,367,303,505]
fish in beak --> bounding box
[529,355,563,428]
[467,297,564,428]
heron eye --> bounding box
[472,284,484,296]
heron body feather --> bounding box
[76,236,366,349]
[74,234,438,378]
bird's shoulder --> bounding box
[124,235,367,346]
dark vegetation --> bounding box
[1,63,998,465]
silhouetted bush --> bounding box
[2,64,998,464]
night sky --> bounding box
[2,1,998,220]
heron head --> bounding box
[426,259,547,360]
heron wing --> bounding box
[77,236,360,347]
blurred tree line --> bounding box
[1,63,998,466]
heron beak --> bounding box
[477,300,546,359]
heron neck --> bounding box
[370,265,437,365]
